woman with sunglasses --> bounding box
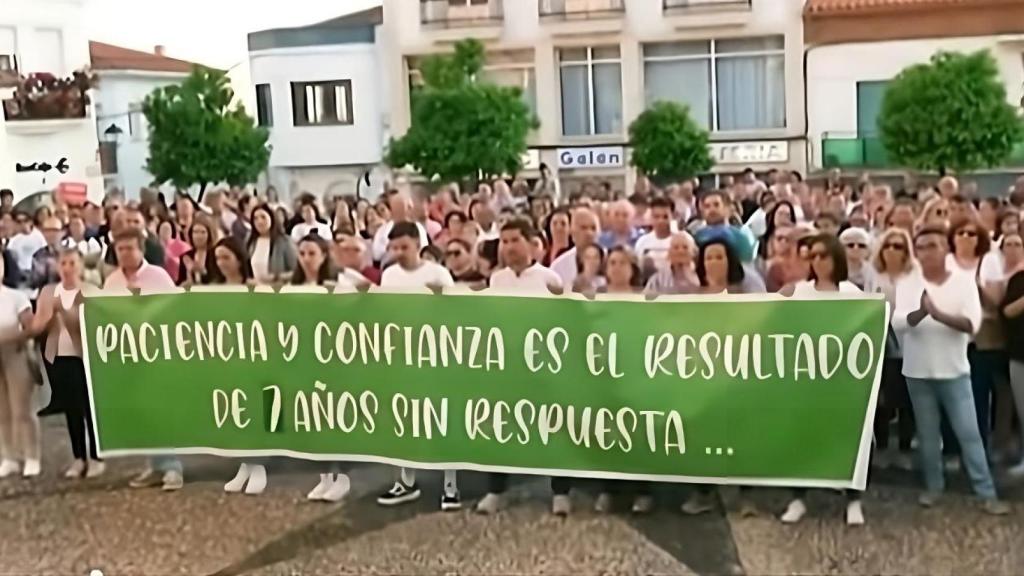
[443,239,484,285]
[764,226,805,293]
[782,234,866,526]
[948,216,989,278]
[839,227,874,290]
[866,228,917,470]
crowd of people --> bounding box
[0,167,1022,526]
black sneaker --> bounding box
[441,491,461,511]
[377,481,421,506]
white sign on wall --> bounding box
[709,141,789,165]
[558,146,625,170]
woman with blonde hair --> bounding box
[865,227,916,469]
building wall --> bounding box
[382,0,806,189]
[0,0,102,203]
[806,36,1024,170]
[249,43,385,170]
[94,71,188,199]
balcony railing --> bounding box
[663,0,752,12]
[822,133,1024,170]
[2,70,96,122]
[421,0,504,28]
[539,0,625,20]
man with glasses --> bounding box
[892,225,1009,515]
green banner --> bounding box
[82,288,888,489]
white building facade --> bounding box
[90,42,197,199]
[247,7,389,201]
[0,0,103,206]
[805,0,1024,192]
[382,0,807,192]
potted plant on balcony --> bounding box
[2,67,97,121]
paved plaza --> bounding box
[1,419,1023,575]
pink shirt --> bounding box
[103,261,176,292]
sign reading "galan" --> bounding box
[558,146,625,170]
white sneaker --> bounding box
[225,463,251,493]
[307,473,333,501]
[161,470,184,491]
[475,492,505,515]
[552,494,571,517]
[22,459,41,478]
[0,459,18,478]
[86,460,106,478]
[780,499,807,524]
[321,473,350,502]
[244,465,267,496]
[64,460,86,479]
[846,500,865,526]
[1007,460,1024,478]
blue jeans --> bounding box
[151,456,183,475]
[905,375,997,500]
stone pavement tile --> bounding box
[249,498,695,576]
[0,480,333,576]
[727,486,1024,576]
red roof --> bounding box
[89,41,199,74]
[805,0,1014,16]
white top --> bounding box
[978,250,1004,286]
[62,237,103,256]
[0,286,30,333]
[893,269,981,379]
[53,284,79,355]
[371,221,430,262]
[337,268,370,288]
[251,237,272,283]
[478,222,500,243]
[551,247,578,287]
[381,261,454,289]
[745,204,806,239]
[634,232,673,271]
[489,263,563,292]
[791,279,861,296]
[8,229,46,273]
[290,222,332,244]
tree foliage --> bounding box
[385,39,536,183]
[628,101,713,183]
[144,67,270,200]
[878,50,1024,174]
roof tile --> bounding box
[89,41,200,74]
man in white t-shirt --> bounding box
[371,192,429,263]
[476,220,574,516]
[893,225,1008,515]
[7,211,46,277]
[377,222,458,510]
[634,198,675,275]
[551,207,600,287]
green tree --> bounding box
[628,101,713,184]
[144,67,270,201]
[878,50,1024,175]
[386,39,536,183]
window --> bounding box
[33,28,64,75]
[643,36,785,132]
[291,80,353,126]
[856,80,889,137]
[480,50,537,117]
[128,103,146,140]
[255,84,273,127]
[558,45,623,136]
